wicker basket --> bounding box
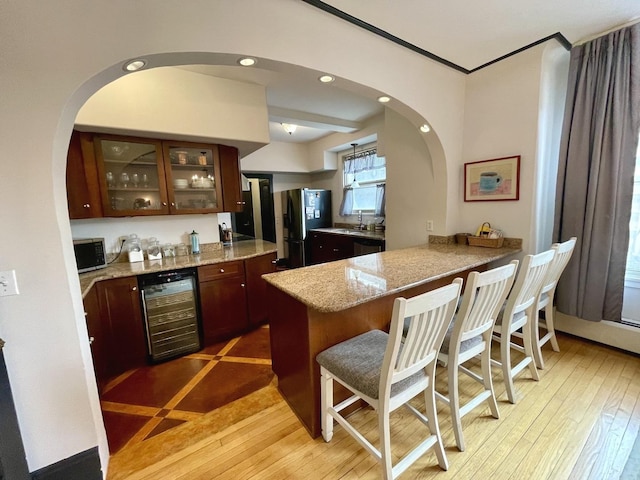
[467,236,504,248]
[455,233,470,245]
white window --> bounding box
[626,138,640,281]
[623,136,640,325]
[342,148,386,213]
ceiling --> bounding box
[186,1,640,146]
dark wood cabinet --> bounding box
[94,134,170,217]
[244,252,277,327]
[309,231,354,264]
[219,144,245,212]
[66,130,103,219]
[198,261,249,345]
[83,286,109,393]
[81,252,275,385]
[67,131,243,217]
[95,277,147,379]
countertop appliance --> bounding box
[282,188,332,268]
[73,238,107,273]
[138,268,201,362]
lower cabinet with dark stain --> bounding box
[198,260,249,345]
[93,277,147,382]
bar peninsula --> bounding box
[263,242,520,437]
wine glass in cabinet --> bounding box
[94,135,169,216]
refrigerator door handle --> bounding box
[286,196,294,231]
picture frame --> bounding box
[464,155,520,202]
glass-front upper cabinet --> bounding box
[94,135,169,216]
[162,141,223,214]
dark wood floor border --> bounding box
[30,447,101,480]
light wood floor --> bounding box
[112,333,640,480]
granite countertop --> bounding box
[310,227,385,241]
[263,243,520,313]
[78,239,277,298]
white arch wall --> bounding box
[0,0,467,473]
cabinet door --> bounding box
[66,131,102,219]
[96,277,147,378]
[219,144,245,212]
[309,232,329,265]
[162,141,223,214]
[309,232,354,264]
[327,234,355,261]
[94,134,170,216]
[244,252,277,327]
[198,264,248,345]
[83,285,108,392]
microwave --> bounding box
[73,238,107,273]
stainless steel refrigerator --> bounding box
[282,188,332,268]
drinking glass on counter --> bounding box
[162,244,175,257]
[176,243,188,256]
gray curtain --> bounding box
[554,23,640,322]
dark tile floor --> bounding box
[100,326,273,454]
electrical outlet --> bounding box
[426,220,434,231]
[0,270,20,297]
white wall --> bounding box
[71,215,223,255]
[460,44,548,253]
[242,141,312,173]
[76,67,270,156]
[0,0,560,475]
[384,109,441,249]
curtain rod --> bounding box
[346,147,377,159]
[574,18,640,46]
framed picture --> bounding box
[464,155,520,202]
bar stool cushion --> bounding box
[439,320,483,355]
[317,329,426,400]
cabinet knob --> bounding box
[171,202,175,207]
[333,248,340,252]
[271,260,277,264]
[241,283,245,287]
[162,202,167,206]
[132,286,138,291]
[220,268,225,273]
[236,201,246,205]
[84,203,90,208]
[89,336,95,345]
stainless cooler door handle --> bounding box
[140,289,153,355]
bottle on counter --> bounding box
[190,230,200,254]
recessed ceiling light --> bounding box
[318,75,335,83]
[420,124,431,133]
[238,57,257,67]
[377,95,391,103]
[124,59,146,72]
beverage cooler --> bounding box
[138,268,201,362]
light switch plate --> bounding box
[0,270,19,296]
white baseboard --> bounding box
[555,312,640,355]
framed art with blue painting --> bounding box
[464,155,520,202]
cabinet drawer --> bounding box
[198,261,245,282]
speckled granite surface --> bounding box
[263,243,520,313]
[78,240,277,297]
